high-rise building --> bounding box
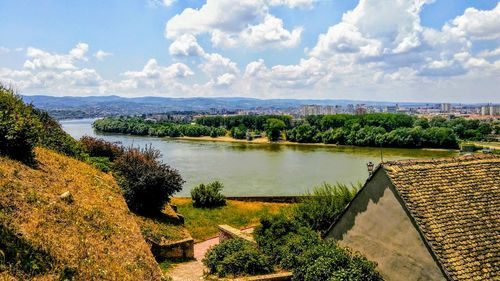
[441,103,451,113]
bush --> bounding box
[33,109,87,159]
[113,145,184,215]
[277,228,321,270]
[87,156,113,173]
[204,238,246,274]
[292,240,350,281]
[254,213,303,263]
[217,245,272,277]
[294,183,359,237]
[80,136,124,161]
[0,85,41,165]
[191,181,226,208]
[203,238,272,278]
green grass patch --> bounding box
[171,198,293,242]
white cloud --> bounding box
[23,43,89,70]
[169,34,205,57]
[215,73,236,86]
[479,47,500,58]
[149,0,175,7]
[267,0,314,9]
[444,3,500,40]
[94,50,113,60]
[123,59,193,80]
[165,0,302,49]
[200,53,239,78]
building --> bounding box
[489,105,500,116]
[440,103,451,113]
[327,154,499,281]
[384,104,398,113]
[481,105,491,115]
[481,104,500,116]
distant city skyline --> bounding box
[0,0,499,102]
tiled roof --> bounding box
[382,154,500,281]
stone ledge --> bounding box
[218,224,255,244]
[149,236,194,261]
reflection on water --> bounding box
[61,119,458,196]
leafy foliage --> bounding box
[294,183,359,237]
[91,112,499,148]
[33,109,87,159]
[191,180,226,208]
[265,118,286,142]
[196,115,292,131]
[203,238,272,278]
[93,117,226,138]
[253,213,383,281]
[113,145,184,215]
[0,85,41,165]
[230,125,248,139]
[80,136,124,161]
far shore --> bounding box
[174,135,341,147]
[172,135,460,151]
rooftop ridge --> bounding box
[382,153,498,168]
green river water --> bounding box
[61,119,458,196]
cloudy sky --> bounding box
[0,0,499,102]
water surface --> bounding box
[61,119,457,196]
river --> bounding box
[61,119,458,196]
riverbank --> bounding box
[174,135,462,151]
[176,135,340,147]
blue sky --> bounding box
[0,0,499,102]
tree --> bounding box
[265,118,286,142]
[113,145,184,215]
[0,85,41,165]
[286,123,320,143]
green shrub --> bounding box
[80,136,124,161]
[204,238,243,274]
[330,255,383,281]
[203,238,271,278]
[278,228,320,270]
[87,156,113,173]
[113,145,184,215]
[254,213,303,263]
[191,181,226,208]
[217,245,272,277]
[294,183,359,237]
[33,109,87,159]
[0,85,41,165]
[291,240,350,281]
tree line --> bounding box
[93,113,499,149]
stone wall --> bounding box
[149,237,194,261]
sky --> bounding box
[0,0,499,102]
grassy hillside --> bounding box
[0,147,163,280]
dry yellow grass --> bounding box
[133,205,191,245]
[171,198,293,242]
[0,147,163,280]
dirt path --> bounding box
[167,227,254,281]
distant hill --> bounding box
[21,95,434,119]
